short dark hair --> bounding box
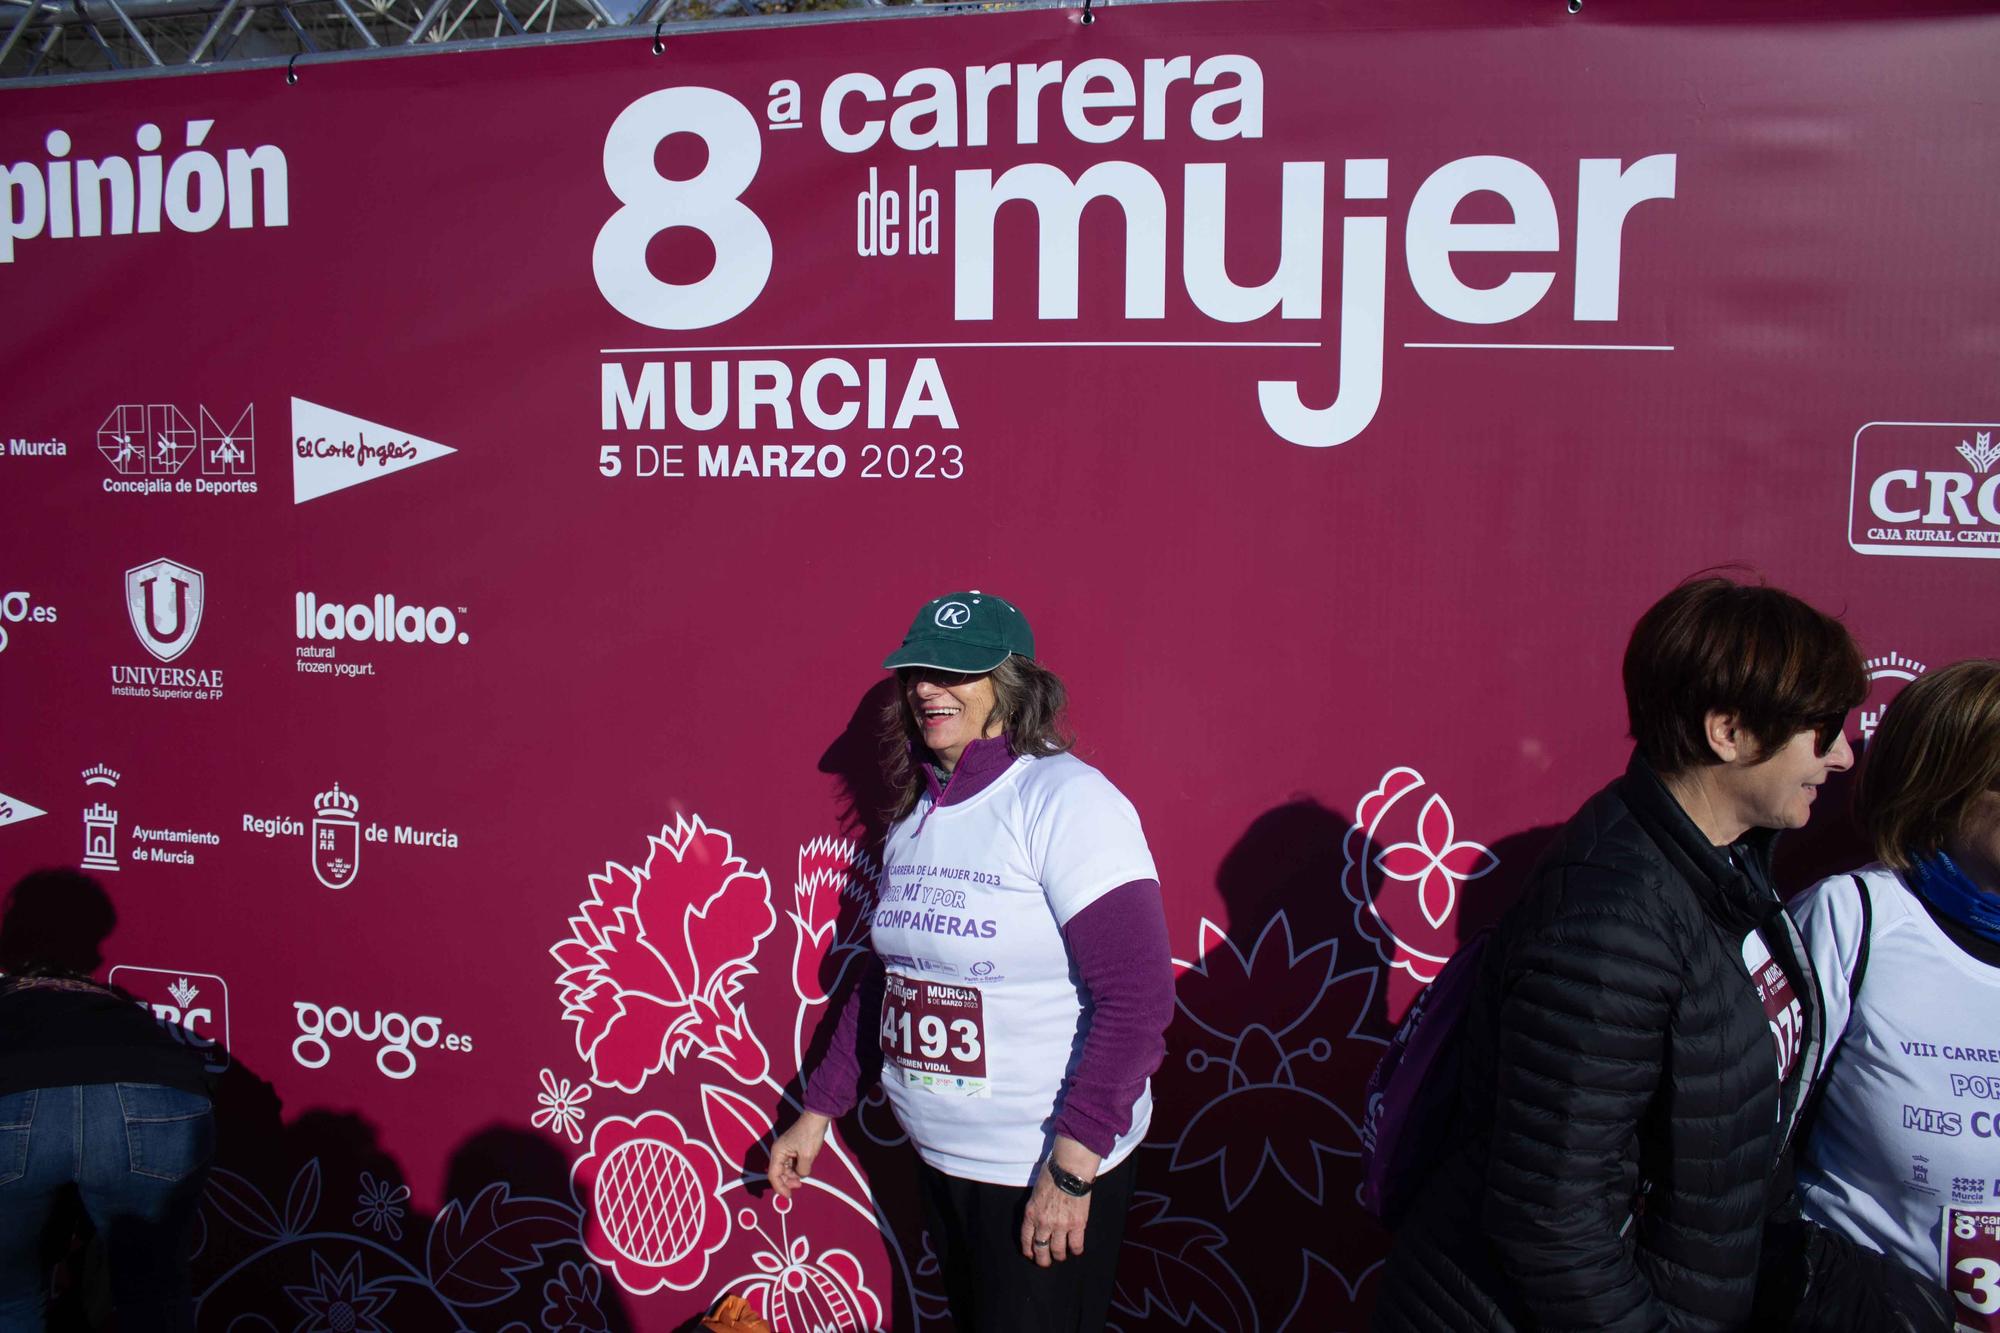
[1858,659,2000,868]
[1622,574,1867,774]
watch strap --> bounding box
[1046,1161,1093,1197]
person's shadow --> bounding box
[1127,795,1556,1333]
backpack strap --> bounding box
[1795,874,1875,1155]
[1845,872,1872,1011]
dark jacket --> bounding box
[1374,754,1820,1333]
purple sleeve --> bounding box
[1052,879,1175,1157]
[802,955,884,1118]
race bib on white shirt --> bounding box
[1793,868,2000,1290]
[1944,1208,2000,1332]
[880,971,990,1097]
[870,752,1157,1186]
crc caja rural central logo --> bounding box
[1849,422,2000,559]
[110,965,230,1074]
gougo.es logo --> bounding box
[292,1000,472,1080]
[0,590,57,652]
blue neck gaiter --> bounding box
[1905,849,2000,945]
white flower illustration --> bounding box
[533,1067,592,1144]
[352,1170,411,1241]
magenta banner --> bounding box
[2,1,1997,1327]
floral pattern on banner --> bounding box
[572,1110,732,1295]
[191,802,1466,1331]
[1341,768,1496,983]
[722,1193,886,1333]
[545,815,920,1327]
[551,816,777,1093]
[192,1156,579,1331]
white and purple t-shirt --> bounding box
[871,751,1157,1186]
[1792,866,2000,1330]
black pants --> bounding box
[916,1154,1138,1333]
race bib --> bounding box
[1742,928,1804,1084]
[880,972,989,1098]
[1944,1207,2000,1332]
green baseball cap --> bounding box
[882,591,1035,673]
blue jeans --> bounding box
[0,1083,214,1333]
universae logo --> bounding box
[124,558,204,662]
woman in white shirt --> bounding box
[1791,659,2000,1331]
[765,591,1175,1333]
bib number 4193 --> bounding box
[880,972,986,1080]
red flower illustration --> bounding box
[1341,768,1497,982]
[1374,793,1496,932]
[552,815,776,1092]
[723,1195,885,1333]
[572,1111,731,1296]
[789,837,876,1006]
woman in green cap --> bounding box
[768,591,1175,1333]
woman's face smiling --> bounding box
[904,668,1002,771]
[1722,723,1854,833]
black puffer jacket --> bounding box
[1374,754,1821,1333]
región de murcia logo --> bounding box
[312,783,361,890]
[240,781,462,891]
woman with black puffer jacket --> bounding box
[1374,575,1869,1333]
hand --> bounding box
[768,1111,831,1199]
[1019,1140,1100,1267]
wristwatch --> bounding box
[1045,1161,1093,1198]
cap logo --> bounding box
[933,601,972,629]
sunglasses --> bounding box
[1809,713,1849,757]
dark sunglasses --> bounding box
[1809,714,1849,757]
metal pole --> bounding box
[401,0,448,43]
[210,2,253,62]
[69,0,125,67]
[24,17,60,74]
[0,0,48,65]
[328,0,379,45]
[273,0,316,49]
[184,0,237,62]
[98,0,162,64]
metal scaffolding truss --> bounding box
[0,0,965,83]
